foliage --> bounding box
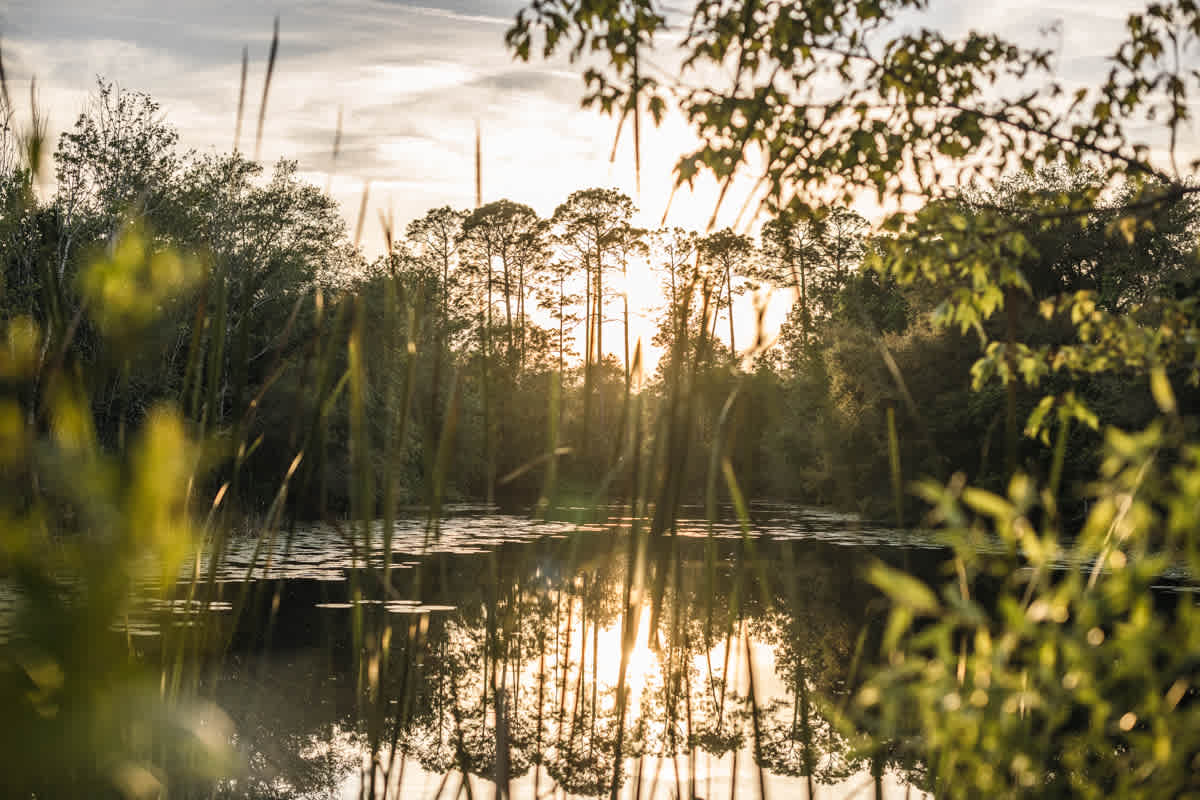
[510,0,1200,795]
[862,417,1200,797]
[1,233,233,798]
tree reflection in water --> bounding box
[201,527,933,798]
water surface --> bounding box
[106,506,952,798]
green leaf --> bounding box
[1150,366,1176,414]
[963,487,1012,520]
[868,563,941,615]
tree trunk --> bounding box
[725,260,736,355]
[484,248,495,505]
[502,250,514,359]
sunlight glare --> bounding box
[593,605,656,704]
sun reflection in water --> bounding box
[189,517,938,799]
[593,605,656,704]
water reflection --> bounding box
[180,505,947,584]
[167,507,940,798]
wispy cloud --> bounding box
[2,0,1171,366]
[3,0,1165,260]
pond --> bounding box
[125,506,951,798]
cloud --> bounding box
[5,0,1174,368]
[377,2,515,27]
[3,0,1174,261]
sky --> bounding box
[0,0,1159,367]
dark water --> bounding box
[122,507,952,798]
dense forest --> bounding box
[5,80,1195,522]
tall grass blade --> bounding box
[234,45,247,152]
[887,405,903,529]
[475,121,483,208]
[253,16,279,162]
[0,41,12,114]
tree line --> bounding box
[3,79,1196,520]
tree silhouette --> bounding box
[698,228,756,356]
[55,79,181,264]
[551,188,636,460]
[460,200,545,364]
[760,210,826,354]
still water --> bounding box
[132,505,945,799]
